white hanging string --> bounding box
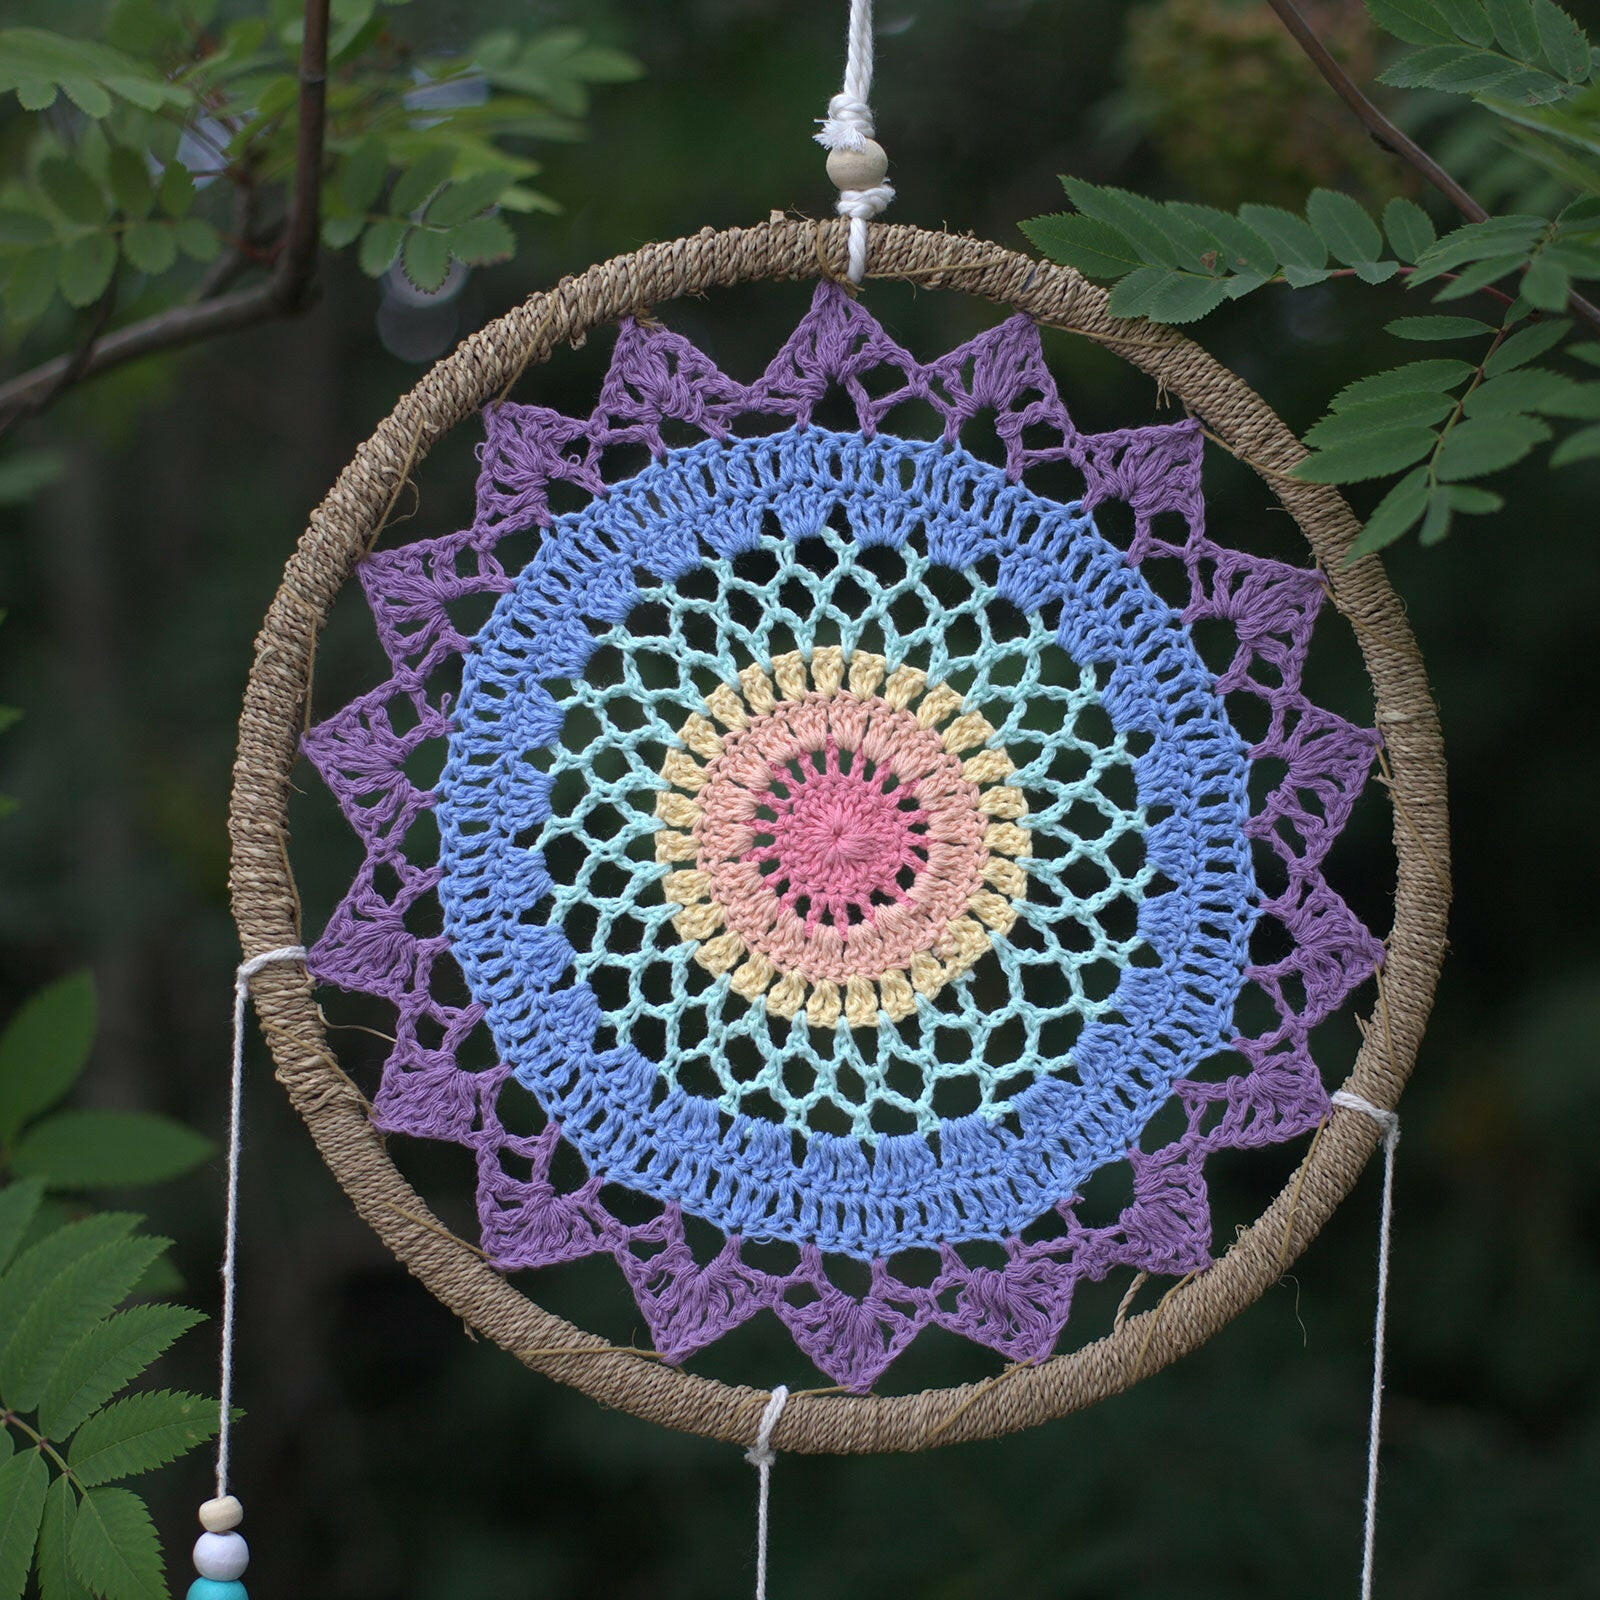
[815,0,893,282]
[216,944,307,1497]
[744,1384,791,1600]
[1330,1089,1401,1600]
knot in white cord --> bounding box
[816,0,890,283]
[1331,1089,1399,1142]
[816,91,873,150]
[836,184,894,222]
[745,1385,789,1600]
[744,1383,789,1470]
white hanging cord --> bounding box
[815,0,893,283]
[1330,1089,1401,1600]
[744,1384,791,1600]
[185,943,307,1597]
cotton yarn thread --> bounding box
[815,0,893,281]
[745,1385,790,1600]
[1330,1089,1402,1600]
[190,945,306,1600]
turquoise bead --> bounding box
[187,1582,247,1600]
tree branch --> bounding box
[1265,0,1600,338]
[0,0,331,429]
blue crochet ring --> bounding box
[437,428,1258,1256]
[187,1582,248,1600]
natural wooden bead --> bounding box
[199,1497,243,1533]
[826,139,888,191]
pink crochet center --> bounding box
[751,741,924,928]
[695,694,986,984]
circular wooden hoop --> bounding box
[228,220,1450,1455]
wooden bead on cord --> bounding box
[826,138,888,190]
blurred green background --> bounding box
[3,0,1600,1595]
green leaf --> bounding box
[0,1213,138,1361]
[1353,259,1402,284]
[1366,0,1461,45]
[37,160,107,228]
[1305,392,1457,445]
[1536,379,1600,416]
[1290,428,1439,482]
[1410,215,1546,278]
[1463,366,1578,413]
[0,1449,47,1600]
[1434,0,1496,44]
[1418,486,1455,545]
[1239,203,1327,269]
[1383,197,1438,262]
[1445,484,1505,511]
[1060,178,1210,269]
[1551,422,1600,462]
[389,147,456,218]
[37,1476,88,1600]
[173,219,220,263]
[1434,413,1551,477]
[338,134,388,214]
[1281,264,1333,288]
[1165,202,1279,275]
[0,1181,44,1275]
[1431,255,1521,302]
[321,215,365,250]
[39,1305,204,1441]
[1532,0,1592,81]
[58,233,116,308]
[105,148,152,220]
[0,210,54,247]
[0,972,96,1143]
[400,226,452,293]
[11,1111,213,1190]
[426,170,514,228]
[0,1233,168,1412]
[1306,189,1383,266]
[1107,268,1231,323]
[3,246,58,325]
[68,1487,164,1600]
[154,164,193,219]
[120,222,176,276]
[1522,252,1571,309]
[1381,42,1525,91]
[69,1391,217,1486]
[1349,466,1431,557]
[1485,0,1542,58]
[445,215,515,266]
[358,217,406,277]
[1386,314,1497,339]
[1331,363,1476,411]
[1484,316,1571,372]
[1571,340,1600,365]
[1020,213,1143,278]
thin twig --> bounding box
[0,0,331,427]
[1265,0,1600,338]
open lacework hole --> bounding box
[299,280,1393,1394]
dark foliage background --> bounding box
[2,1,1599,1595]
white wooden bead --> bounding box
[199,1496,243,1533]
[194,1532,250,1581]
[826,139,888,191]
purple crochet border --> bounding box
[302,285,1383,1390]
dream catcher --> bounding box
[209,5,1449,1596]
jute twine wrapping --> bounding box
[228,220,1449,1455]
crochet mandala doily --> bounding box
[305,285,1383,1390]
